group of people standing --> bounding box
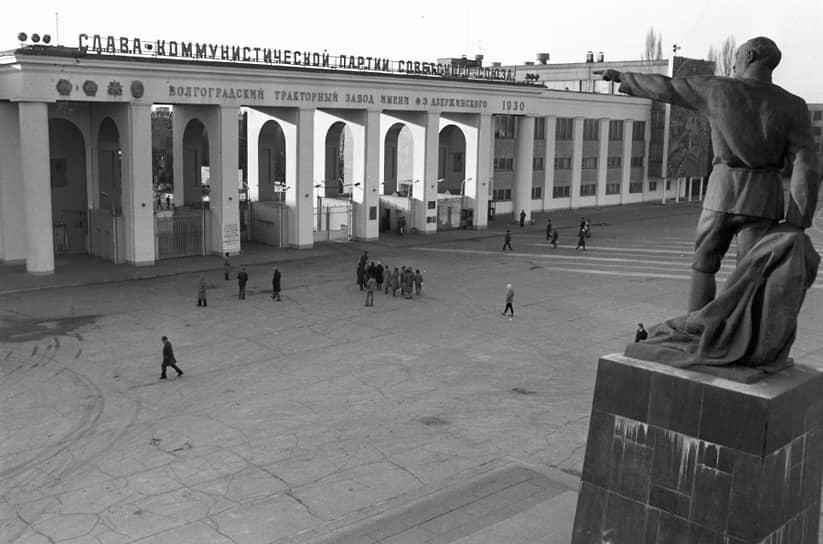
[357,251,424,306]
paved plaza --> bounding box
[3,202,823,543]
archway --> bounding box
[257,120,286,201]
[438,125,466,194]
[48,118,88,254]
[97,117,122,215]
[383,123,414,196]
[437,125,467,230]
[182,119,209,206]
[323,121,354,196]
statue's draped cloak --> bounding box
[625,226,819,368]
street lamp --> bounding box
[343,182,360,240]
[99,191,118,264]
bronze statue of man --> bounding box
[604,37,820,312]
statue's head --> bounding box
[734,37,781,79]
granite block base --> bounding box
[572,354,823,544]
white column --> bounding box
[122,103,154,265]
[357,109,380,240]
[209,105,241,254]
[418,111,439,234]
[0,103,25,262]
[292,108,315,248]
[472,113,493,229]
[699,176,705,201]
[620,120,633,203]
[570,117,584,209]
[513,116,535,223]
[596,118,609,206]
[686,177,693,202]
[542,116,556,211]
[19,102,54,274]
[172,107,186,207]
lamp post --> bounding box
[343,182,360,240]
[99,191,117,264]
[273,181,290,248]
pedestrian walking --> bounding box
[584,217,592,238]
[519,209,526,227]
[223,252,231,280]
[271,267,282,301]
[357,262,366,290]
[197,275,208,307]
[364,275,377,306]
[546,219,552,240]
[550,229,559,249]
[635,323,648,342]
[576,227,587,251]
[391,267,400,296]
[165,195,171,209]
[383,265,392,294]
[237,267,249,299]
[375,262,384,290]
[160,336,183,379]
[399,215,406,235]
[403,267,414,299]
[502,229,513,251]
[502,284,515,316]
[414,269,423,296]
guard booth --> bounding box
[460,208,474,229]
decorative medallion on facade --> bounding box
[82,80,98,96]
[56,79,72,96]
[130,80,144,99]
[107,81,123,97]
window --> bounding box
[453,152,464,172]
[665,180,671,190]
[607,157,622,169]
[553,185,570,198]
[495,115,515,139]
[609,120,624,141]
[534,118,546,140]
[814,126,822,137]
[632,121,646,141]
[649,181,657,191]
[631,156,644,168]
[629,182,644,193]
[493,157,514,170]
[531,186,543,199]
[556,118,574,140]
[492,188,512,201]
[583,119,600,141]
[582,157,598,169]
[554,157,572,170]
[649,143,664,162]
[652,110,666,129]
[533,157,544,170]
[580,183,597,196]
[606,183,621,195]
[50,158,68,187]
[814,111,822,121]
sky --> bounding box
[2,0,822,101]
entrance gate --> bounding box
[155,208,205,259]
[314,198,351,242]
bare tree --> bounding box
[707,36,736,76]
[643,27,663,61]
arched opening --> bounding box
[383,123,414,196]
[323,122,354,196]
[48,118,88,255]
[257,120,286,201]
[97,117,122,215]
[438,125,466,194]
[437,125,467,230]
[182,119,209,206]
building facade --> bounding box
[1,38,672,274]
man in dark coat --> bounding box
[519,209,526,227]
[271,267,282,301]
[635,323,648,342]
[546,219,552,240]
[502,230,513,251]
[237,267,249,300]
[160,336,183,379]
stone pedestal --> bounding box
[572,354,823,544]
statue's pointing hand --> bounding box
[602,69,622,83]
